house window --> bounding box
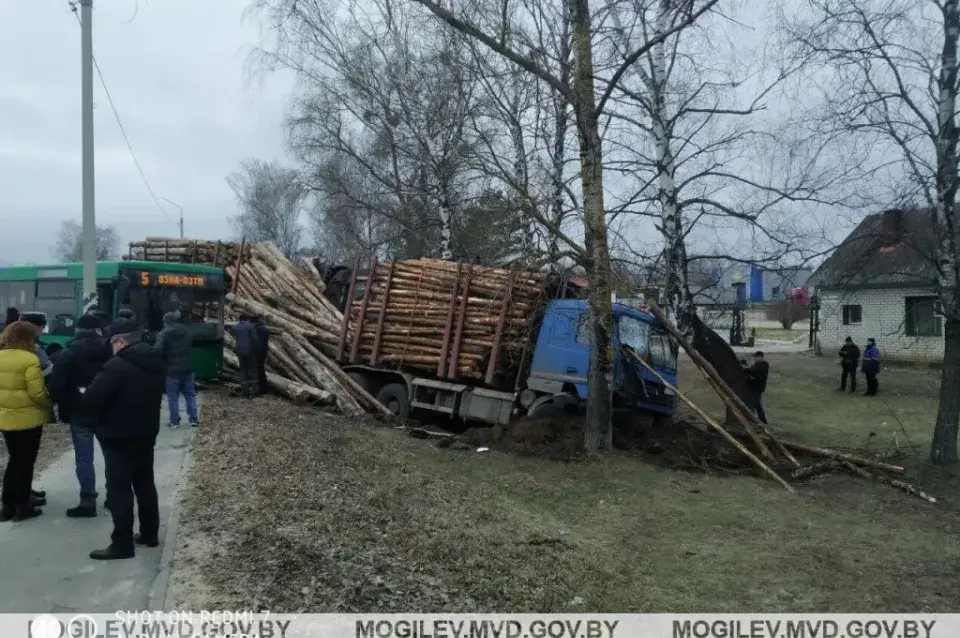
[905,297,943,337]
[771,286,780,299]
[842,304,862,325]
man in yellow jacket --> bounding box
[0,321,52,522]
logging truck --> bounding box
[331,258,678,426]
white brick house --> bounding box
[812,209,945,363]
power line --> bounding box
[69,1,177,226]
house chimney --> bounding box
[880,209,904,247]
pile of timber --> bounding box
[125,238,251,270]
[623,302,936,503]
[340,258,547,383]
[127,237,388,416]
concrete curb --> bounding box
[147,430,196,611]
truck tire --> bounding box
[347,372,374,394]
[376,383,411,419]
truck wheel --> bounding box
[347,372,374,394]
[376,383,410,419]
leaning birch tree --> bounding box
[408,0,720,451]
[784,0,960,463]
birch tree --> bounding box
[784,0,960,463]
[252,0,481,261]
[227,159,305,258]
[406,0,720,451]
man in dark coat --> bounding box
[80,319,164,560]
[838,336,860,393]
[253,316,270,396]
[155,311,198,428]
[47,314,113,517]
[232,315,261,399]
[745,350,770,424]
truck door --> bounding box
[528,307,590,398]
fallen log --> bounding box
[627,349,793,492]
[280,332,364,416]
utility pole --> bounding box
[162,198,184,239]
[80,0,97,308]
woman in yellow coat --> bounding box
[0,321,51,521]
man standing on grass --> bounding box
[838,336,860,393]
[155,311,199,428]
[862,338,880,396]
[48,313,112,517]
[745,351,770,424]
[81,319,163,560]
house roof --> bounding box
[811,209,937,289]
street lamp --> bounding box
[162,198,184,239]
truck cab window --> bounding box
[617,316,649,356]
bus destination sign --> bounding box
[129,270,219,289]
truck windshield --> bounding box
[648,326,677,372]
[618,316,677,372]
[617,316,649,355]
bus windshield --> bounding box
[125,286,223,336]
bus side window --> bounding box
[9,281,33,310]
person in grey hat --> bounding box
[81,318,163,560]
[154,310,198,428]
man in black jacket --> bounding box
[80,319,164,560]
[155,311,198,428]
[838,336,860,393]
[745,351,770,424]
[48,314,112,517]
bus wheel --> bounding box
[376,383,410,420]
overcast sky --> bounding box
[0,0,293,264]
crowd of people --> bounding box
[0,305,210,561]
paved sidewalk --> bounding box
[0,422,194,613]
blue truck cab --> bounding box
[525,299,678,417]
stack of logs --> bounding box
[125,238,250,269]
[126,237,389,417]
[341,258,546,382]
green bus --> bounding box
[0,260,226,380]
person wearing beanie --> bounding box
[154,310,198,428]
[47,312,113,517]
[19,313,53,377]
[2,307,19,331]
[81,319,163,559]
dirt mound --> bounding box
[460,404,587,460]
[460,406,753,472]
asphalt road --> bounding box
[0,417,194,613]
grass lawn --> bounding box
[171,355,960,612]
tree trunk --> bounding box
[438,183,455,260]
[570,0,613,452]
[650,0,693,338]
[932,317,960,464]
[548,13,572,266]
[931,0,960,464]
